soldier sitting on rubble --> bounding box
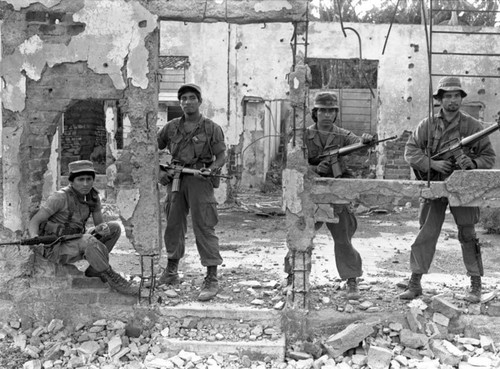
[401,76,496,303]
[284,91,374,300]
[28,160,139,296]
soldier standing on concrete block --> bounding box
[28,160,139,296]
[157,83,227,302]
[285,91,374,300]
[402,76,496,303]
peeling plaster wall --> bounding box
[308,22,500,169]
[2,0,157,113]
[1,0,160,254]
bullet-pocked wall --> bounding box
[159,21,293,196]
[307,21,500,178]
[0,0,161,318]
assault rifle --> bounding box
[0,234,82,247]
[318,135,397,178]
[160,163,232,192]
[414,120,500,181]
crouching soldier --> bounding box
[28,160,139,296]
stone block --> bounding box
[367,346,393,369]
[431,296,462,319]
[324,322,375,358]
[485,302,500,316]
[429,340,462,367]
[406,307,423,333]
[432,312,450,327]
[399,329,428,349]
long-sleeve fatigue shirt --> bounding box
[305,123,362,177]
[405,109,495,180]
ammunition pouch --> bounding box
[39,221,83,237]
[210,168,222,188]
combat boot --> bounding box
[464,276,482,303]
[100,267,139,296]
[198,266,219,301]
[346,277,361,300]
[158,259,180,286]
[399,273,423,300]
[84,266,106,283]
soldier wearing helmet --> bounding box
[284,91,374,300]
[402,76,496,303]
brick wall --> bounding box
[384,131,412,180]
[61,100,106,175]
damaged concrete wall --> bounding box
[160,21,293,193]
[307,21,500,174]
[0,0,160,319]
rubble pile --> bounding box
[287,295,500,369]
[162,317,281,342]
[156,278,285,310]
[0,317,285,369]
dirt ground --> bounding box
[100,189,500,312]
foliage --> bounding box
[310,0,499,26]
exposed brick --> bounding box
[58,291,98,305]
[26,11,48,23]
[97,292,137,306]
[72,277,107,289]
[29,277,70,289]
[67,24,86,36]
[47,12,66,24]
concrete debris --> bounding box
[323,322,376,357]
[2,292,500,369]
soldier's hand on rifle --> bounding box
[456,154,476,170]
[197,168,212,178]
[431,159,453,175]
[159,170,174,186]
[316,160,331,175]
[361,133,375,144]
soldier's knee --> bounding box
[107,221,121,236]
[458,225,476,244]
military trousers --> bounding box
[45,221,121,272]
[285,205,362,280]
[409,198,482,276]
[164,175,222,266]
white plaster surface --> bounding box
[254,1,292,12]
[116,188,140,221]
[6,0,61,11]
[2,0,157,112]
[282,168,303,214]
[3,127,22,231]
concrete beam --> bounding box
[311,170,500,209]
[142,0,308,23]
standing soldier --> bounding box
[402,76,496,302]
[285,91,374,299]
[157,83,226,302]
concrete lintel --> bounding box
[311,170,500,208]
[146,0,307,23]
